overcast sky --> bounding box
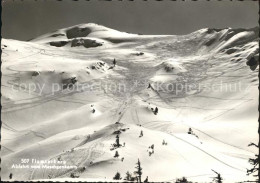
[2,0,259,41]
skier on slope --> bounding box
[154,107,158,115]
[113,58,117,67]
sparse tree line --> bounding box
[112,127,168,158]
[110,126,225,183]
[112,160,224,183]
[109,126,258,183]
[8,123,255,182]
[7,125,259,182]
[113,159,146,183]
[7,105,257,182]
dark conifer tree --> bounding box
[144,176,148,182]
[134,159,142,183]
[175,177,192,183]
[154,107,158,115]
[188,128,193,134]
[113,58,116,66]
[9,173,13,180]
[124,171,133,181]
[139,130,143,137]
[113,172,122,180]
[116,135,120,147]
[114,151,119,158]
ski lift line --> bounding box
[143,118,254,154]
[202,99,252,123]
[187,127,254,154]
[165,105,233,111]
[169,140,193,167]
[155,124,252,159]
[194,95,252,101]
[168,132,246,172]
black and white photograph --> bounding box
[1,0,259,182]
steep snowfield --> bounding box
[1,23,259,182]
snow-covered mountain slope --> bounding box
[1,23,259,182]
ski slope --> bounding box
[1,23,259,182]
